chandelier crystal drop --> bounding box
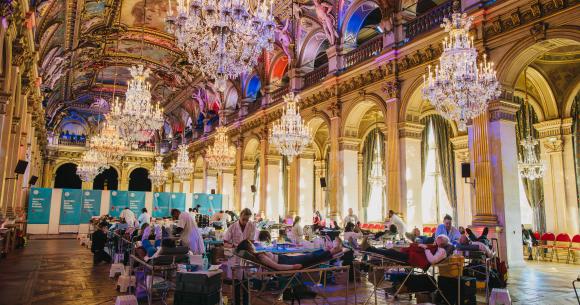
[206,126,236,172]
[76,148,109,182]
[171,144,194,181]
[149,156,168,186]
[165,0,275,85]
[110,65,164,142]
[368,135,386,187]
[518,136,545,181]
[270,92,311,161]
[90,119,130,160]
[422,10,500,131]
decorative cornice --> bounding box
[450,135,469,151]
[398,122,424,139]
[338,137,360,151]
[534,119,566,138]
[488,100,520,122]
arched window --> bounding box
[54,163,82,189]
[129,168,152,192]
[362,128,386,222]
[246,75,261,99]
[93,167,119,190]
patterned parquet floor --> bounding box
[0,239,579,305]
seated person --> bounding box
[91,222,112,265]
[457,235,494,258]
[405,227,435,244]
[141,225,163,257]
[434,215,461,245]
[257,230,271,243]
[374,224,399,241]
[361,235,452,270]
[236,238,344,271]
[465,227,490,247]
[344,222,363,248]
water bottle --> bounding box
[202,254,209,271]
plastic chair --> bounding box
[537,233,556,261]
[422,227,431,235]
[114,295,138,305]
[553,233,571,262]
[109,263,125,278]
[568,234,580,263]
[489,288,512,305]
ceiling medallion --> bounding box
[171,144,194,181]
[149,156,168,186]
[206,126,236,172]
[110,65,164,142]
[270,92,311,161]
[165,0,275,90]
[422,2,500,131]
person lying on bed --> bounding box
[361,235,452,270]
[457,234,494,258]
[236,238,344,271]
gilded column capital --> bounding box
[338,137,360,151]
[398,122,424,139]
[543,137,563,153]
[242,160,256,170]
[533,119,570,138]
[488,100,519,122]
[450,135,469,151]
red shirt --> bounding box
[401,243,438,270]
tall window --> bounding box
[363,129,386,222]
[421,122,453,224]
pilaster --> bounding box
[450,135,472,227]
[385,97,402,213]
[398,121,424,229]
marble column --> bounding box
[357,153,364,220]
[313,160,325,214]
[287,157,299,217]
[328,115,341,219]
[266,154,282,220]
[241,161,256,211]
[535,118,579,234]
[385,98,402,213]
[234,143,243,211]
[325,45,345,74]
[220,167,235,211]
[398,122,424,230]
[259,138,268,216]
[297,149,315,222]
[469,100,524,264]
[450,135,472,227]
[41,159,53,188]
[339,137,360,218]
[206,169,218,193]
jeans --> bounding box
[366,247,409,263]
[277,249,332,266]
[142,239,161,257]
[93,249,112,264]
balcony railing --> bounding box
[303,64,329,89]
[133,146,155,152]
[246,98,262,115]
[56,138,86,147]
[344,34,383,69]
[404,0,453,41]
[270,86,289,104]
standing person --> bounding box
[171,208,193,235]
[224,208,256,248]
[313,211,323,231]
[138,208,151,227]
[189,208,197,220]
[343,208,359,227]
[180,211,205,254]
[120,207,137,228]
[291,216,304,243]
[434,214,461,245]
[91,222,112,265]
[386,210,408,239]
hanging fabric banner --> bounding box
[28,188,52,224]
[193,193,209,215]
[109,191,128,217]
[128,191,146,215]
[207,194,223,214]
[60,189,83,225]
[153,192,171,218]
[170,193,186,212]
[81,190,102,223]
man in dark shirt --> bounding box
[91,222,112,265]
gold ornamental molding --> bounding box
[488,100,520,122]
[543,136,564,153]
[398,122,424,139]
[534,118,573,138]
[450,135,469,151]
[338,137,361,151]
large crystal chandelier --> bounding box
[518,69,545,181]
[110,65,164,142]
[270,92,311,161]
[165,0,275,87]
[206,126,236,172]
[149,156,168,186]
[90,118,130,160]
[422,2,500,131]
[171,144,194,181]
[76,148,108,182]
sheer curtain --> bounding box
[362,128,386,222]
[253,158,260,217]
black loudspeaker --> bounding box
[210,189,215,194]
[250,185,256,193]
[14,160,28,174]
[320,177,327,188]
[28,175,38,186]
[461,163,471,178]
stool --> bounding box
[114,253,124,264]
[114,294,138,305]
[109,263,125,278]
[490,288,512,305]
[123,265,132,276]
[116,275,136,293]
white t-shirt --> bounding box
[343,214,359,226]
[291,225,303,242]
[120,209,137,227]
[138,212,151,226]
[224,221,256,246]
[387,214,408,235]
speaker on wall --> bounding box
[250,185,256,193]
[320,177,327,188]
[461,163,471,178]
[28,175,38,186]
[14,160,28,175]
[210,189,215,194]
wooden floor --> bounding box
[0,239,579,305]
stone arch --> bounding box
[342,93,388,137]
[563,76,580,117]
[305,113,331,160]
[298,30,328,68]
[94,167,119,190]
[359,121,387,153]
[54,162,82,189]
[243,136,261,161]
[128,167,152,192]
[194,155,204,173]
[513,66,559,121]
[340,0,381,47]
[495,29,580,89]
[269,52,289,83]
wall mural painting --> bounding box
[106,40,177,67]
[120,0,174,32]
[97,66,133,86]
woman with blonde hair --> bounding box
[180,212,205,254]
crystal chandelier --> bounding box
[165,0,275,87]
[149,156,168,186]
[171,144,194,181]
[270,92,311,161]
[518,69,545,181]
[422,4,500,131]
[206,126,236,172]
[90,118,130,160]
[76,148,108,182]
[110,65,164,142]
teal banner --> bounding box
[81,190,102,223]
[170,192,186,212]
[109,191,128,217]
[193,193,222,215]
[60,189,83,225]
[153,192,171,218]
[128,191,146,215]
[28,188,52,224]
